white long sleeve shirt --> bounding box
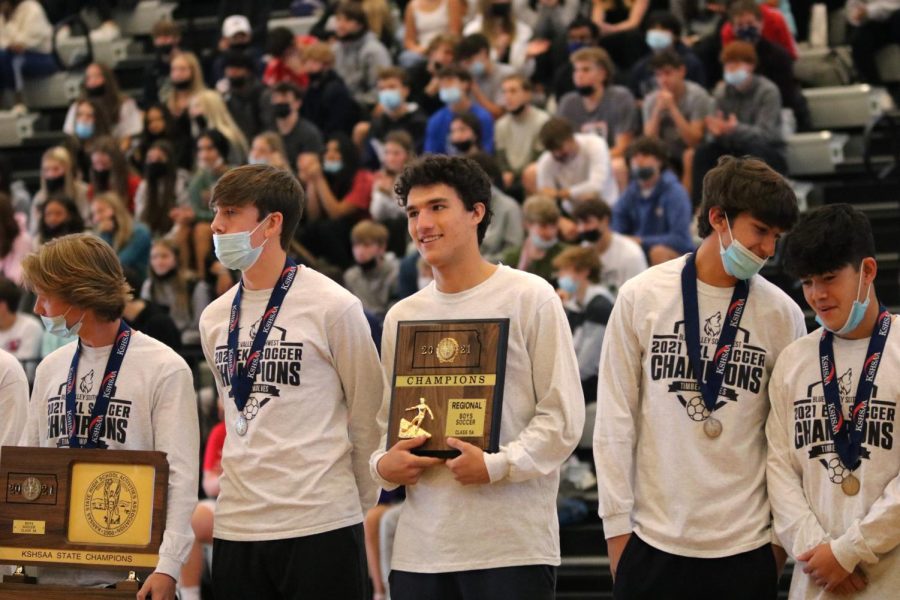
[594,255,806,557]
[199,265,384,542]
[24,329,199,584]
[767,317,900,599]
[535,133,619,205]
[370,265,585,572]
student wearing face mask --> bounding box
[501,195,569,284]
[248,132,291,171]
[371,131,415,257]
[269,81,324,168]
[175,130,231,280]
[198,164,382,600]
[628,11,707,99]
[221,51,267,142]
[344,220,399,319]
[22,233,199,599]
[298,134,375,269]
[457,33,516,120]
[31,146,91,233]
[594,156,806,600]
[88,137,142,212]
[769,204,900,600]
[463,0,535,73]
[298,42,360,138]
[134,140,191,238]
[494,74,549,197]
[355,67,428,168]
[332,2,392,108]
[552,245,614,405]
[423,66,495,154]
[448,113,483,157]
[188,90,249,166]
[612,137,694,266]
[725,0,810,132]
[572,198,646,297]
[64,63,143,150]
[691,42,787,206]
[141,18,182,108]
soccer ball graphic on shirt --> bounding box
[820,457,850,485]
[243,397,261,420]
[685,395,710,422]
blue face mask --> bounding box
[378,89,403,111]
[213,215,270,272]
[724,68,749,87]
[323,159,343,173]
[815,262,872,335]
[74,121,94,140]
[248,155,268,166]
[567,41,586,54]
[645,29,673,51]
[558,275,578,295]
[439,86,462,105]
[470,60,486,77]
[41,306,84,338]
[718,215,767,280]
[530,232,557,250]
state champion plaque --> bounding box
[0,447,168,572]
[388,319,510,457]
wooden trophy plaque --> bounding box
[0,447,168,599]
[388,319,510,457]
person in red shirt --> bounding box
[262,27,313,89]
[721,2,797,59]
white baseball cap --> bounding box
[222,15,252,38]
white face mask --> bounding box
[213,215,270,272]
[41,306,84,338]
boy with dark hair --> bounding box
[768,203,899,598]
[300,42,360,137]
[199,165,383,599]
[535,117,619,207]
[612,136,694,265]
[456,33,516,119]
[628,11,707,98]
[372,155,584,600]
[594,155,806,598]
[572,197,647,295]
[423,66,495,154]
[270,81,324,166]
[642,50,714,189]
[0,276,42,380]
[333,1,391,107]
[354,67,429,166]
[223,50,267,141]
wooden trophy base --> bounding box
[0,570,141,599]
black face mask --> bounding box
[453,140,474,153]
[272,103,292,119]
[172,78,192,91]
[633,166,657,181]
[230,41,250,52]
[92,168,111,189]
[228,75,247,89]
[509,103,527,116]
[146,161,167,179]
[576,84,595,96]
[579,229,602,243]
[193,115,208,131]
[45,175,65,193]
[357,257,378,271]
[43,222,72,240]
[490,2,511,17]
[307,71,323,83]
[338,29,366,42]
[86,83,105,97]
[156,43,174,57]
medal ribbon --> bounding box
[819,306,891,471]
[65,320,132,449]
[227,257,298,412]
[680,253,750,414]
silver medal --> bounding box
[703,416,723,439]
[235,414,248,436]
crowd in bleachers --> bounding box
[0,0,896,596]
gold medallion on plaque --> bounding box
[436,337,460,363]
[398,397,435,438]
[83,471,139,537]
[21,477,42,502]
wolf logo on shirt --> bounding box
[793,368,896,488]
[704,312,722,337]
[80,370,94,394]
